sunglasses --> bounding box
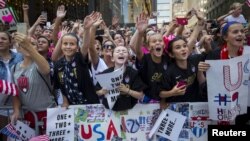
[102,44,115,49]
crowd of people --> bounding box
[0,1,250,140]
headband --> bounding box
[222,21,239,36]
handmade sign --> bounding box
[73,104,121,141]
[46,107,74,141]
[95,66,124,109]
[206,55,249,122]
[0,7,17,31]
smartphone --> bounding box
[148,18,157,25]
[46,22,51,28]
[17,23,27,35]
[41,11,47,21]
[177,80,187,88]
[96,29,104,36]
[176,18,188,25]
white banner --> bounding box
[206,55,249,121]
[46,103,211,140]
[46,107,74,141]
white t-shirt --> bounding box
[224,14,247,24]
[91,58,108,85]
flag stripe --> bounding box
[0,80,19,96]
[7,80,11,95]
[3,80,6,93]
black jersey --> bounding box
[161,54,206,102]
[136,54,171,100]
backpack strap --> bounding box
[37,70,58,105]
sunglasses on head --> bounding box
[102,44,115,49]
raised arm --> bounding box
[22,4,30,28]
[176,9,195,36]
[70,20,80,34]
[163,20,178,37]
[51,26,70,61]
[89,13,103,67]
[27,15,46,37]
[81,11,99,58]
[217,10,234,23]
[187,10,205,54]
[14,33,50,75]
[101,21,115,44]
[129,13,148,61]
[52,5,66,43]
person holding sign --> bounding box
[53,12,100,107]
[198,21,250,124]
[96,45,146,111]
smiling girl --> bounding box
[53,12,100,107]
[96,46,146,111]
[198,21,250,125]
[159,37,207,102]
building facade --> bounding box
[205,0,249,21]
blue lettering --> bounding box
[93,124,104,141]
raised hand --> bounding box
[34,15,47,25]
[136,12,148,33]
[72,20,80,29]
[112,16,119,27]
[61,26,70,36]
[93,12,103,28]
[57,5,66,19]
[83,11,99,29]
[14,33,32,49]
[195,10,204,21]
[185,8,195,19]
[22,4,29,11]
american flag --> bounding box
[246,0,250,7]
[0,0,5,9]
[0,79,19,96]
[29,134,50,141]
[0,123,21,140]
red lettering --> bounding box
[80,125,92,139]
[107,120,118,140]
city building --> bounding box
[205,0,249,21]
[156,0,173,24]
